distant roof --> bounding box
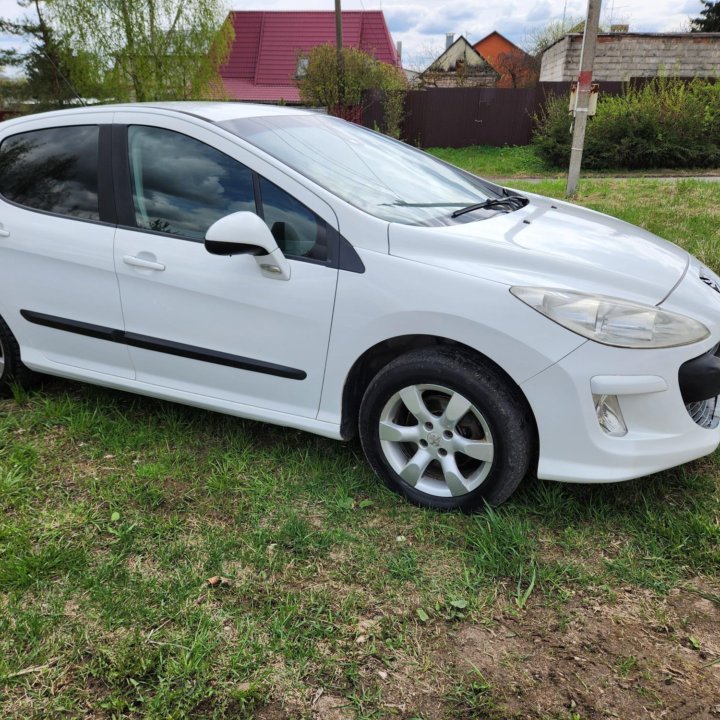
[544,31,720,52]
[220,10,400,103]
[422,35,491,74]
[474,31,525,55]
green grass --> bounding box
[428,144,720,179]
[2,178,720,718]
[427,145,548,178]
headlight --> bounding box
[510,287,710,348]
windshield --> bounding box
[220,114,506,226]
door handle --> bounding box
[123,255,166,271]
[0,228,10,238]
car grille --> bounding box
[686,396,719,429]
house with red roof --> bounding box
[473,31,538,88]
[219,10,401,104]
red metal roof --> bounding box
[220,10,400,103]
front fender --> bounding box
[317,249,584,425]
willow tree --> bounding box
[48,0,234,102]
[0,0,103,108]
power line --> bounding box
[30,0,86,107]
[39,46,86,106]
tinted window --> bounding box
[128,126,255,240]
[259,178,327,262]
[0,125,100,220]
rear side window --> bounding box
[0,125,100,220]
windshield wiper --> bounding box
[451,194,528,218]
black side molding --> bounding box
[20,310,306,381]
[20,310,120,343]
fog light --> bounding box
[593,394,627,437]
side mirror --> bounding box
[205,211,290,280]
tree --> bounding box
[523,17,614,58]
[47,0,234,102]
[297,44,406,108]
[494,50,540,88]
[691,1,720,31]
[296,45,407,137]
[402,42,445,73]
[0,0,90,109]
[524,18,581,57]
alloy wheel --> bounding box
[378,384,494,497]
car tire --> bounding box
[0,315,36,397]
[359,347,534,510]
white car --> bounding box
[0,103,718,510]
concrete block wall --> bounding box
[540,33,720,82]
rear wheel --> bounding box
[0,315,36,396]
[359,347,533,510]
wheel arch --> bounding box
[340,334,538,449]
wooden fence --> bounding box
[363,82,627,148]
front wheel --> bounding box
[359,348,534,510]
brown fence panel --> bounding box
[402,87,542,147]
[363,81,627,148]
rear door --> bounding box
[0,113,133,379]
[111,112,339,418]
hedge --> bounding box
[533,77,720,169]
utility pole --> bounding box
[335,0,345,107]
[566,0,602,196]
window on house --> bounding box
[295,57,309,79]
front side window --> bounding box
[0,125,100,220]
[127,125,328,262]
[127,126,255,240]
[259,177,326,262]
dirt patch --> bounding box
[357,652,449,720]
[255,702,291,720]
[455,583,720,719]
[312,693,353,719]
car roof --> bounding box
[120,102,316,122]
[0,101,317,129]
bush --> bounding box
[533,78,720,170]
[296,44,406,116]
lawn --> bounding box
[2,178,720,719]
[428,144,720,180]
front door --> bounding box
[112,114,339,419]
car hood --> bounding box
[388,192,689,306]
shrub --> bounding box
[533,77,720,170]
[296,44,406,135]
[531,93,572,167]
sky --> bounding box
[0,0,708,72]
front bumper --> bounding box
[521,337,720,483]
[520,258,720,484]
